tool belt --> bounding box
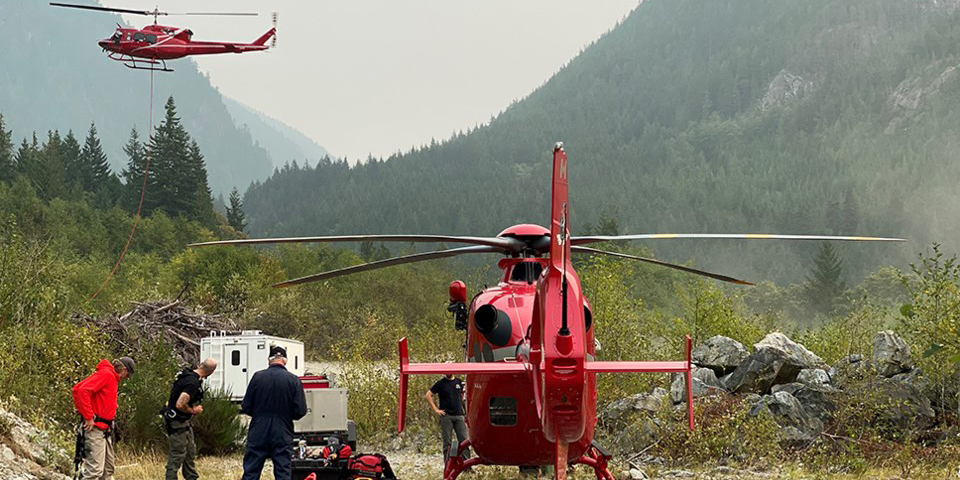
[162,409,191,435]
[93,415,114,430]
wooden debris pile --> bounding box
[73,300,239,366]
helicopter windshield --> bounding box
[509,262,543,283]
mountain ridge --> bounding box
[243,0,960,284]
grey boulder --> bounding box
[692,335,749,375]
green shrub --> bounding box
[655,395,781,467]
[192,388,247,455]
[115,340,179,449]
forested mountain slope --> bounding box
[222,97,331,170]
[244,0,960,283]
[0,1,325,194]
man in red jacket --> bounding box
[72,356,135,480]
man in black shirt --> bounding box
[164,357,217,480]
[241,346,308,480]
[425,373,470,465]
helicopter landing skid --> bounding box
[107,52,173,72]
[444,440,485,480]
[443,440,615,480]
[571,441,615,480]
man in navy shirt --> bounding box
[425,373,470,465]
[241,346,307,480]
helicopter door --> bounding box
[133,32,145,43]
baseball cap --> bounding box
[269,346,287,358]
[119,356,136,375]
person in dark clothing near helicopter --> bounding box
[425,372,470,466]
[164,357,217,480]
[241,346,308,480]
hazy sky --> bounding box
[121,1,639,161]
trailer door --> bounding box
[225,344,249,399]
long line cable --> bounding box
[91,67,155,300]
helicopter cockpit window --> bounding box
[133,32,145,43]
[125,33,131,41]
[145,34,157,44]
[510,262,543,283]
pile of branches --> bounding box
[73,300,238,366]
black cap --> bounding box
[119,356,135,375]
[269,346,287,358]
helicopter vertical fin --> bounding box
[549,143,569,271]
[253,28,276,46]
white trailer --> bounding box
[200,330,305,401]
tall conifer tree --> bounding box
[80,122,112,193]
[804,242,847,315]
[121,127,153,214]
[60,131,82,190]
[0,114,14,184]
[226,187,247,232]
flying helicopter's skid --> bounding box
[107,52,174,72]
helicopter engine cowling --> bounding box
[474,304,513,348]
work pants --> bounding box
[242,418,293,480]
[80,428,115,480]
[439,414,470,463]
[165,419,199,480]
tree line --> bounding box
[0,96,248,230]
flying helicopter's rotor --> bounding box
[273,245,504,288]
[50,3,258,24]
[50,2,154,16]
[570,233,905,246]
[571,246,754,286]
[190,234,524,252]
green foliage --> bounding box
[192,389,247,455]
[900,244,960,366]
[654,396,781,467]
[225,187,247,233]
[804,243,848,316]
[116,340,180,449]
[793,304,890,365]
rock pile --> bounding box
[0,406,70,480]
[602,331,937,448]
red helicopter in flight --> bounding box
[193,144,902,479]
[50,2,276,72]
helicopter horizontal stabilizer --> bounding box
[397,338,526,433]
[586,335,695,430]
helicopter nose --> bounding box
[98,39,111,50]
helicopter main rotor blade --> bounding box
[274,246,503,288]
[169,12,259,16]
[49,2,154,16]
[571,233,905,246]
[190,234,522,252]
[571,246,754,286]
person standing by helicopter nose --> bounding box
[425,372,470,465]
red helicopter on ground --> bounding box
[193,144,902,479]
[50,2,276,72]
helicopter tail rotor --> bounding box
[271,12,278,48]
